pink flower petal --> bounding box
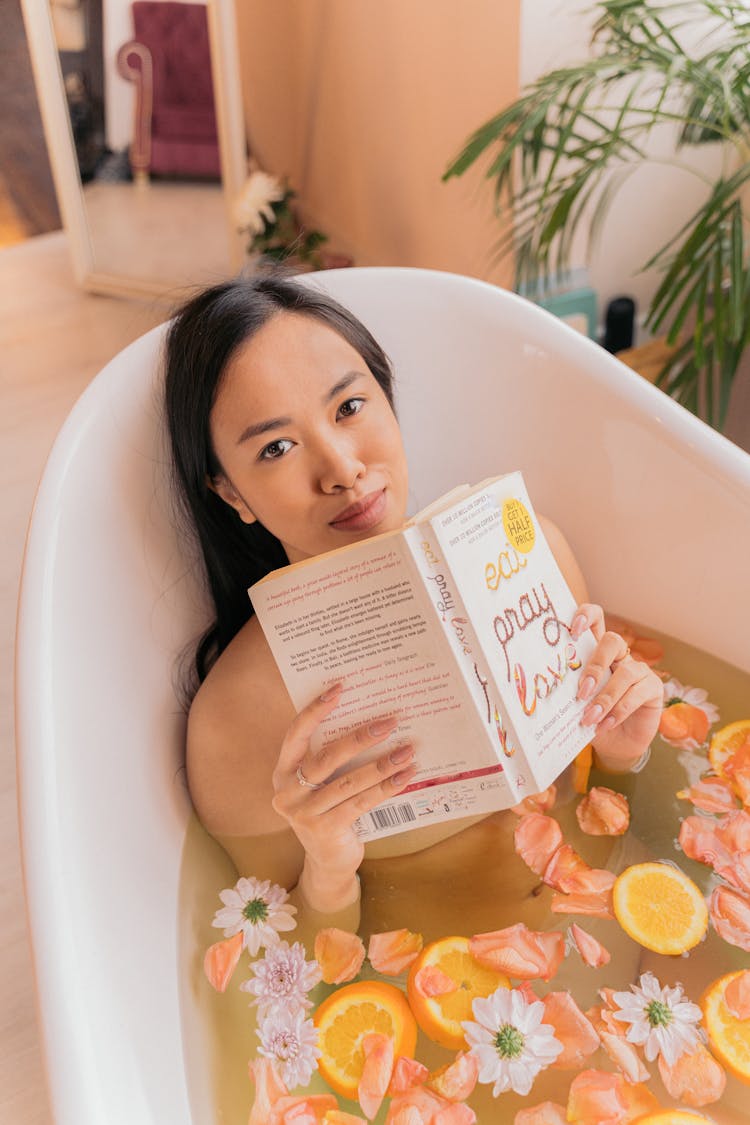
[575,788,630,836]
[714,808,750,852]
[511,785,558,815]
[725,970,750,1019]
[387,1056,430,1096]
[676,776,738,813]
[514,1103,567,1125]
[269,1095,339,1124]
[358,1033,394,1121]
[203,932,243,992]
[413,966,455,998]
[599,1031,649,1083]
[657,1044,726,1107]
[426,1052,479,1102]
[433,1106,476,1125]
[541,991,600,1068]
[513,813,564,875]
[566,1069,628,1125]
[709,885,750,951]
[566,1068,657,1125]
[469,923,565,981]
[550,891,614,919]
[630,636,664,667]
[248,1058,289,1125]
[368,929,423,976]
[543,845,616,895]
[322,1112,367,1124]
[678,816,734,872]
[385,1086,459,1124]
[659,701,710,747]
[569,924,611,968]
[314,928,366,985]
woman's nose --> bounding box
[317,437,366,493]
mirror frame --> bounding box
[21,0,246,299]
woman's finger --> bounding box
[291,742,416,816]
[570,603,606,642]
[576,629,632,702]
[293,761,419,833]
[275,682,346,770]
[587,672,663,734]
[294,714,400,789]
[580,660,651,729]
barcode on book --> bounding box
[370,803,416,830]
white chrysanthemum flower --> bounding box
[212,876,296,957]
[257,1007,320,1090]
[233,170,285,235]
[240,940,321,1019]
[463,986,563,1097]
[612,971,704,1067]
[660,677,720,748]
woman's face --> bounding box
[209,311,410,563]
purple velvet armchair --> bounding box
[116,1,221,181]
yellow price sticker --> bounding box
[502,497,535,554]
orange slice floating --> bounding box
[612,862,708,955]
[708,719,750,778]
[632,1112,715,1123]
[701,970,750,1085]
[406,935,509,1050]
[313,980,416,1100]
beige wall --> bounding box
[235,1,519,286]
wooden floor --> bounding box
[0,231,167,1124]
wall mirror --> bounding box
[21,0,247,299]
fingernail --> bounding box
[390,743,413,764]
[582,703,603,726]
[319,682,343,701]
[570,613,587,638]
[369,717,398,737]
[598,715,616,732]
[577,675,596,701]
[392,764,417,785]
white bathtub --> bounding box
[16,268,750,1124]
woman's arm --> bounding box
[187,616,415,924]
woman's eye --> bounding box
[259,438,294,461]
[337,397,365,419]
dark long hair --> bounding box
[164,274,395,685]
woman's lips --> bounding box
[330,488,388,532]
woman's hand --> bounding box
[571,604,663,772]
[271,684,416,913]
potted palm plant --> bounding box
[444,0,750,431]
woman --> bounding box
[165,274,663,947]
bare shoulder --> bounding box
[186,615,296,837]
[538,514,589,605]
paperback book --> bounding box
[249,472,597,840]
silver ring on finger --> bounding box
[611,644,631,668]
[296,764,324,790]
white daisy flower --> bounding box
[233,170,285,235]
[463,986,563,1097]
[612,972,704,1067]
[257,1007,320,1090]
[212,876,296,957]
[660,677,720,749]
[240,940,321,1019]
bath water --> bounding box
[179,622,750,1124]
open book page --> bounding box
[249,536,517,839]
[427,472,598,792]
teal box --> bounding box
[518,270,598,340]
